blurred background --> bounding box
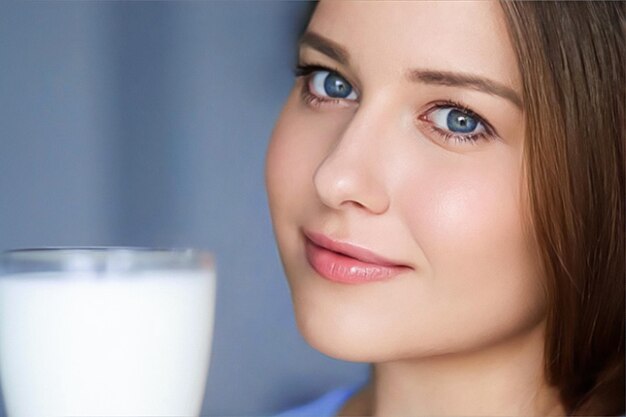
[0,1,368,415]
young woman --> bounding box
[265,1,624,415]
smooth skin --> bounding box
[266,1,566,415]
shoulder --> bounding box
[275,385,362,417]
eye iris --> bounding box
[323,73,352,98]
[446,109,477,133]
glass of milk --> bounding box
[0,247,216,417]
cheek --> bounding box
[266,87,352,234]
[266,93,314,221]
[407,173,523,267]
[399,155,546,329]
[265,90,338,269]
[266,104,306,266]
[397,143,525,263]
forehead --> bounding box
[307,0,520,89]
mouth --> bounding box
[303,229,413,284]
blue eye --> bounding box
[310,70,358,100]
[430,107,485,135]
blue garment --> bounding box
[275,384,362,417]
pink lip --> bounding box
[303,230,412,284]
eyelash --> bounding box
[293,63,497,144]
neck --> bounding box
[365,320,565,416]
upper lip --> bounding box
[303,229,412,268]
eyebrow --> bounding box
[298,30,523,109]
[299,31,350,66]
[408,70,523,109]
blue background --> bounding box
[0,2,368,415]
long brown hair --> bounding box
[501,2,625,415]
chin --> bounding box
[285,263,421,363]
[294,310,376,362]
[290,294,407,363]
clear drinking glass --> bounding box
[0,247,216,417]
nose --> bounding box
[313,106,391,215]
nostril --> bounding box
[342,200,368,210]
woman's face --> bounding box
[266,0,545,362]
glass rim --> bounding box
[2,246,207,252]
[0,246,215,274]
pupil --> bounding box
[447,109,477,133]
[324,73,352,98]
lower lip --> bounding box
[304,239,410,284]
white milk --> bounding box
[0,269,215,417]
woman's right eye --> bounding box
[309,70,358,100]
[294,65,359,106]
